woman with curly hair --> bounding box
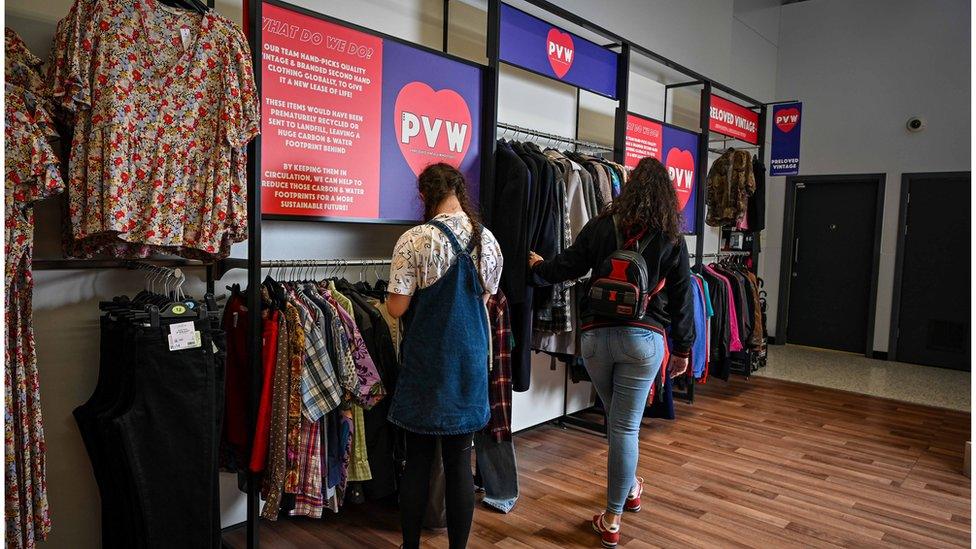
[529,157,695,548]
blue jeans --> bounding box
[581,327,665,515]
[473,432,519,513]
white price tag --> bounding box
[180,27,191,49]
[169,321,195,336]
[168,330,202,351]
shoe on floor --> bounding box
[624,476,644,512]
[591,512,620,548]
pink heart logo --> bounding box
[394,82,473,177]
[546,28,575,79]
[665,148,695,211]
[775,108,800,133]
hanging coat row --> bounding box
[221,275,392,520]
[705,148,766,231]
[645,257,768,420]
[484,138,626,392]
[220,269,519,521]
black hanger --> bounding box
[157,0,209,14]
[263,274,285,311]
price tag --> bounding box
[169,321,195,337]
[169,330,202,351]
[180,27,191,49]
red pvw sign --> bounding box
[709,95,759,144]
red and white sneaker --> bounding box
[592,513,620,548]
[624,476,644,512]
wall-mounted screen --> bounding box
[624,113,701,234]
[260,1,482,222]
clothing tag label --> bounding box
[169,330,202,351]
[180,27,191,49]
[169,321,195,337]
[232,312,239,329]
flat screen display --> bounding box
[260,1,482,222]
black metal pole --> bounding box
[206,264,215,295]
[694,82,711,271]
[573,88,581,150]
[480,0,500,215]
[752,104,767,275]
[612,43,629,165]
[442,0,450,53]
[663,91,668,125]
[245,0,263,547]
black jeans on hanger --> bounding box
[76,316,224,548]
[399,431,475,549]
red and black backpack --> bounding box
[588,217,665,321]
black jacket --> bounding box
[489,142,530,303]
[747,155,766,231]
[531,215,696,356]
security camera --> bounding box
[906,116,926,132]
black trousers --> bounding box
[399,431,475,549]
[76,317,224,548]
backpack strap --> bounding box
[428,219,464,255]
[428,219,479,259]
[613,215,653,253]
[636,232,654,253]
[612,215,624,249]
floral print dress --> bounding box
[4,28,65,549]
[48,0,259,259]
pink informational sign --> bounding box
[623,114,662,169]
[623,113,700,234]
[259,1,483,222]
[709,95,759,144]
[261,2,384,218]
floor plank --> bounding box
[223,376,970,548]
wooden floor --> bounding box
[225,376,971,548]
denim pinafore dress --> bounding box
[387,220,491,435]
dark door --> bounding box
[894,173,970,370]
[786,178,880,353]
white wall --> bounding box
[9,0,779,546]
[767,0,971,350]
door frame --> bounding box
[776,173,886,358]
[888,171,970,362]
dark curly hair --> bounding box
[604,157,681,243]
[418,163,482,247]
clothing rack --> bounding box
[497,122,613,152]
[257,258,391,267]
[709,137,760,146]
[33,257,219,295]
[700,251,752,259]
[675,250,755,403]
[708,147,760,155]
[32,258,212,270]
[217,257,390,274]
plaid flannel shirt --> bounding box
[296,292,343,421]
[485,291,514,442]
[289,418,324,518]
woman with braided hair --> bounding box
[386,163,503,549]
